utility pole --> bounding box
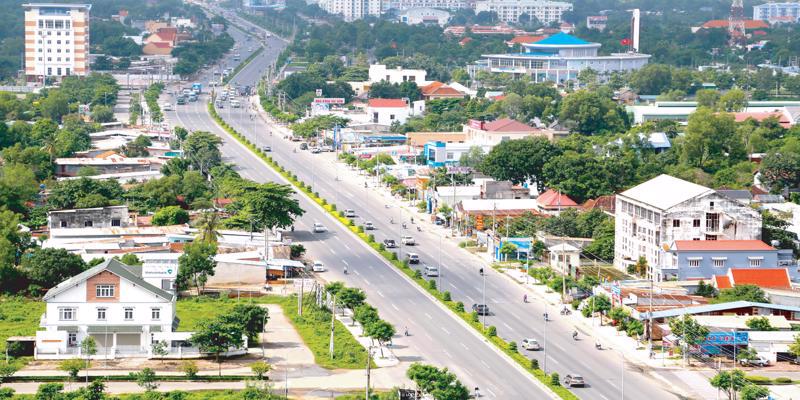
[299,275,304,316]
[365,345,372,400]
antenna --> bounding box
[729,0,746,47]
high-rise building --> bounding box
[753,1,800,23]
[473,0,572,24]
[317,0,384,21]
[23,3,91,84]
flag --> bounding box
[620,38,632,46]
[390,41,397,49]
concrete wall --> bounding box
[48,206,129,229]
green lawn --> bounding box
[176,295,370,370]
[0,297,44,351]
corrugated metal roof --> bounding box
[645,300,800,320]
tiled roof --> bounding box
[714,275,732,289]
[673,240,775,251]
[507,35,547,45]
[482,118,537,132]
[537,189,578,207]
[730,268,791,289]
[733,111,791,127]
[151,42,172,48]
[702,19,769,29]
[368,98,407,108]
[421,82,464,97]
[582,194,616,213]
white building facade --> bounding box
[23,3,91,83]
[368,64,428,84]
[473,0,572,23]
[753,2,800,22]
[398,7,451,25]
[317,0,384,21]
[614,175,763,279]
[35,259,180,359]
[388,0,466,9]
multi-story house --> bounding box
[473,0,572,24]
[23,3,91,83]
[753,2,800,23]
[665,240,796,281]
[48,205,130,229]
[614,174,763,280]
[317,0,385,21]
[35,259,183,359]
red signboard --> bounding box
[468,119,484,130]
[313,98,345,104]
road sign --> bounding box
[313,97,345,104]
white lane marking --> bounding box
[443,349,452,359]
[460,343,468,350]
[425,313,433,320]
[363,278,370,285]
[329,248,337,255]
[548,356,561,365]
[599,395,610,400]
[466,296,475,304]
[343,243,351,251]
[391,303,399,311]
[368,264,375,269]
[353,270,360,276]
[502,322,514,332]
[376,290,385,298]
[441,327,450,335]
[341,259,349,266]
[424,332,433,340]
[463,369,473,378]
[486,388,497,398]
[553,342,566,352]
[480,360,490,369]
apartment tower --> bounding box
[23,3,91,84]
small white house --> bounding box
[368,64,428,85]
[366,98,412,125]
[35,259,186,359]
[548,243,581,273]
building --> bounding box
[548,243,581,273]
[665,240,793,281]
[434,185,481,208]
[35,259,180,359]
[713,267,794,290]
[700,19,770,30]
[366,98,413,125]
[23,3,91,83]
[317,0,384,21]
[627,101,800,124]
[754,3,800,23]
[368,64,427,85]
[397,7,451,26]
[54,153,159,177]
[536,189,579,215]
[481,180,530,200]
[423,141,476,167]
[481,33,650,82]
[444,24,527,36]
[388,0,466,9]
[48,206,130,229]
[462,118,552,146]
[473,0,572,24]
[420,81,465,100]
[406,131,466,148]
[614,174,763,279]
[586,15,608,31]
[143,27,178,56]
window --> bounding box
[693,219,701,228]
[47,67,52,75]
[56,40,61,45]
[672,219,680,228]
[688,258,701,267]
[59,307,76,321]
[65,21,70,29]
[95,284,114,298]
[749,258,763,268]
[389,114,395,120]
[97,308,106,320]
[84,220,93,227]
[38,20,43,28]
[111,219,121,227]
[65,67,70,75]
[66,40,70,44]
[54,20,63,29]
[60,220,67,228]
[45,20,53,29]
[56,67,61,75]
[151,308,161,320]
[124,308,134,320]
[68,332,77,346]
[712,258,726,268]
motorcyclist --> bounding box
[523,294,528,303]
[343,266,348,275]
[479,268,484,275]
[573,330,578,340]
[390,217,394,224]
[404,326,409,336]
[402,222,407,229]
[543,312,549,321]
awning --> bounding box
[57,326,79,332]
[87,325,143,334]
[150,325,163,332]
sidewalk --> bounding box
[333,308,399,368]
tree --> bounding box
[709,369,747,400]
[80,380,106,400]
[221,303,269,342]
[0,362,18,385]
[681,108,744,171]
[668,315,710,365]
[407,363,470,400]
[195,211,222,243]
[717,284,768,303]
[180,360,199,379]
[80,336,96,383]
[632,256,649,277]
[90,105,114,123]
[151,340,169,362]
[0,164,39,214]
[132,367,159,391]
[241,183,305,232]
[250,361,271,380]
[365,320,396,357]
[479,137,559,189]
[629,64,674,95]
[152,206,190,226]
[190,318,245,376]
[59,358,85,382]
[760,151,800,193]
[745,316,775,331]
[40,91,70,122]
[558,90,629,135]
[0,210,32,269]
[740,384,769,400]
[22,248,87,290]
[458,146,486,169]
[581,294,611,318]
[177,240,217,292]
[354,304,380,327]
[34,383,64,400]
[695,280,716,297]
[695,89,720,109]
[338,287,367,311]
[499,242,518,260]
[121,135,152,157]
[183,131,223,173]
[719,89,747,112]
[48,178,123,210]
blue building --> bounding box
[423,141,475,167]
[480,33,650,82]
[664,240,796,281]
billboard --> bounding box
[703,331,749,346]
[313,98,345,104]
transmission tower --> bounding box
[728,0,746,47]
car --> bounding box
[472,304,489,315]
[188,94,198,102]
[313,223,326,233]
[424,264,439,277]
[364,221,375,230]
[230,100,241,108]
[215,101,224,108]
[312,260,325,272]
[521,338,541,351]
[310,147,321,154]
[299,142,309,150]
[740,355,770,367]
[344,209,356,218]
[401,235,415,245]
[262,146,272,152]
[383,239,397,248]
[161,103,174,111]
[406,253,420,264]
[564,375,585,387]
[321,145,334,152]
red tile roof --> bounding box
[733,111,791,128]
[155,27,177,42]
[714,275,732,289]
[421,82,464,97]
[367,98,407,108]
[507,35,547,45]
[537,189,578,207]
[673,240,775,251]
[459,37,472,46]
[730,268,791,289]
[702,19,769,29]
[152,42,172,48]
[582,195,616,213]
[482,118,537,132]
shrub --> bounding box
[358,225,365,233]
[321,198,327,205]
[471,311,479,323]
[152,206,190,226]
[508,341,517,353]
[314,191,319,198]
[428,279,437,290]
[378,243,385,251]
[368,234,375,242]
[338,211,345,217]
[413,270,422,279]
[180,361,199,379]
[571,299,581,310]
[402,259,409,268]
[443,291,451,301]
[250,361,271,380]
[331,204,337,211]
[391,252,398,260]
[487,326,497,337]
[775,377,793,384]
[550,372,560,386]
[455,302,465,312]
[745,375,771,384]
[459,241,467,248]
[530,358,539,370]
[349,219,355,226]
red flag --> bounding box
[620,38,631,46]
[390,41,397,49]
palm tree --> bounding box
[195,211,222,243]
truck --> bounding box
[191,82,203,94]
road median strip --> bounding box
[206,102,578,399]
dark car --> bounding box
[383,239,397,248]
[472,304,489,315]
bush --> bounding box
[775,377,793,384]
[368,234,375,243]
[428,279,436,290]
[459,241,467,248]
[402,259,409,268]
[530,358,539,370]
[152,206,190,226]
[180,361,198,379]
[358,225,365,233]
[378,243,385,251]
[487,325,497,337]
[331,204,337,211]
[314,191,319,198]
[338,211,345,217]
[455,302,464,312]
[443,291,451,301]
[413,270,422,279]
[321,198,327,205]
[571,299,581,310]
[508,341,517,353]
[550,372,560,386]
[745,375,771,384]
[250,361,271,380]
[471,311,479,323]
[391,252,398,260]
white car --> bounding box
[312,260,325,272]
[522,338,541,351]
[401,235,415,245]
[344,209,356,218]
[313,223,326,233]
[364,221,375,230]
[161,103,174,111]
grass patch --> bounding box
[0,297,44,351]
[177,295,370,370]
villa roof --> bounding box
[672,240,775,252]
[43,258,174,302]
[702,20,769,30]
[537,189,578,208]
[713,268,792,290]
[368,98,407,108]
[619,174,714,210]
[482,118,537,132]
